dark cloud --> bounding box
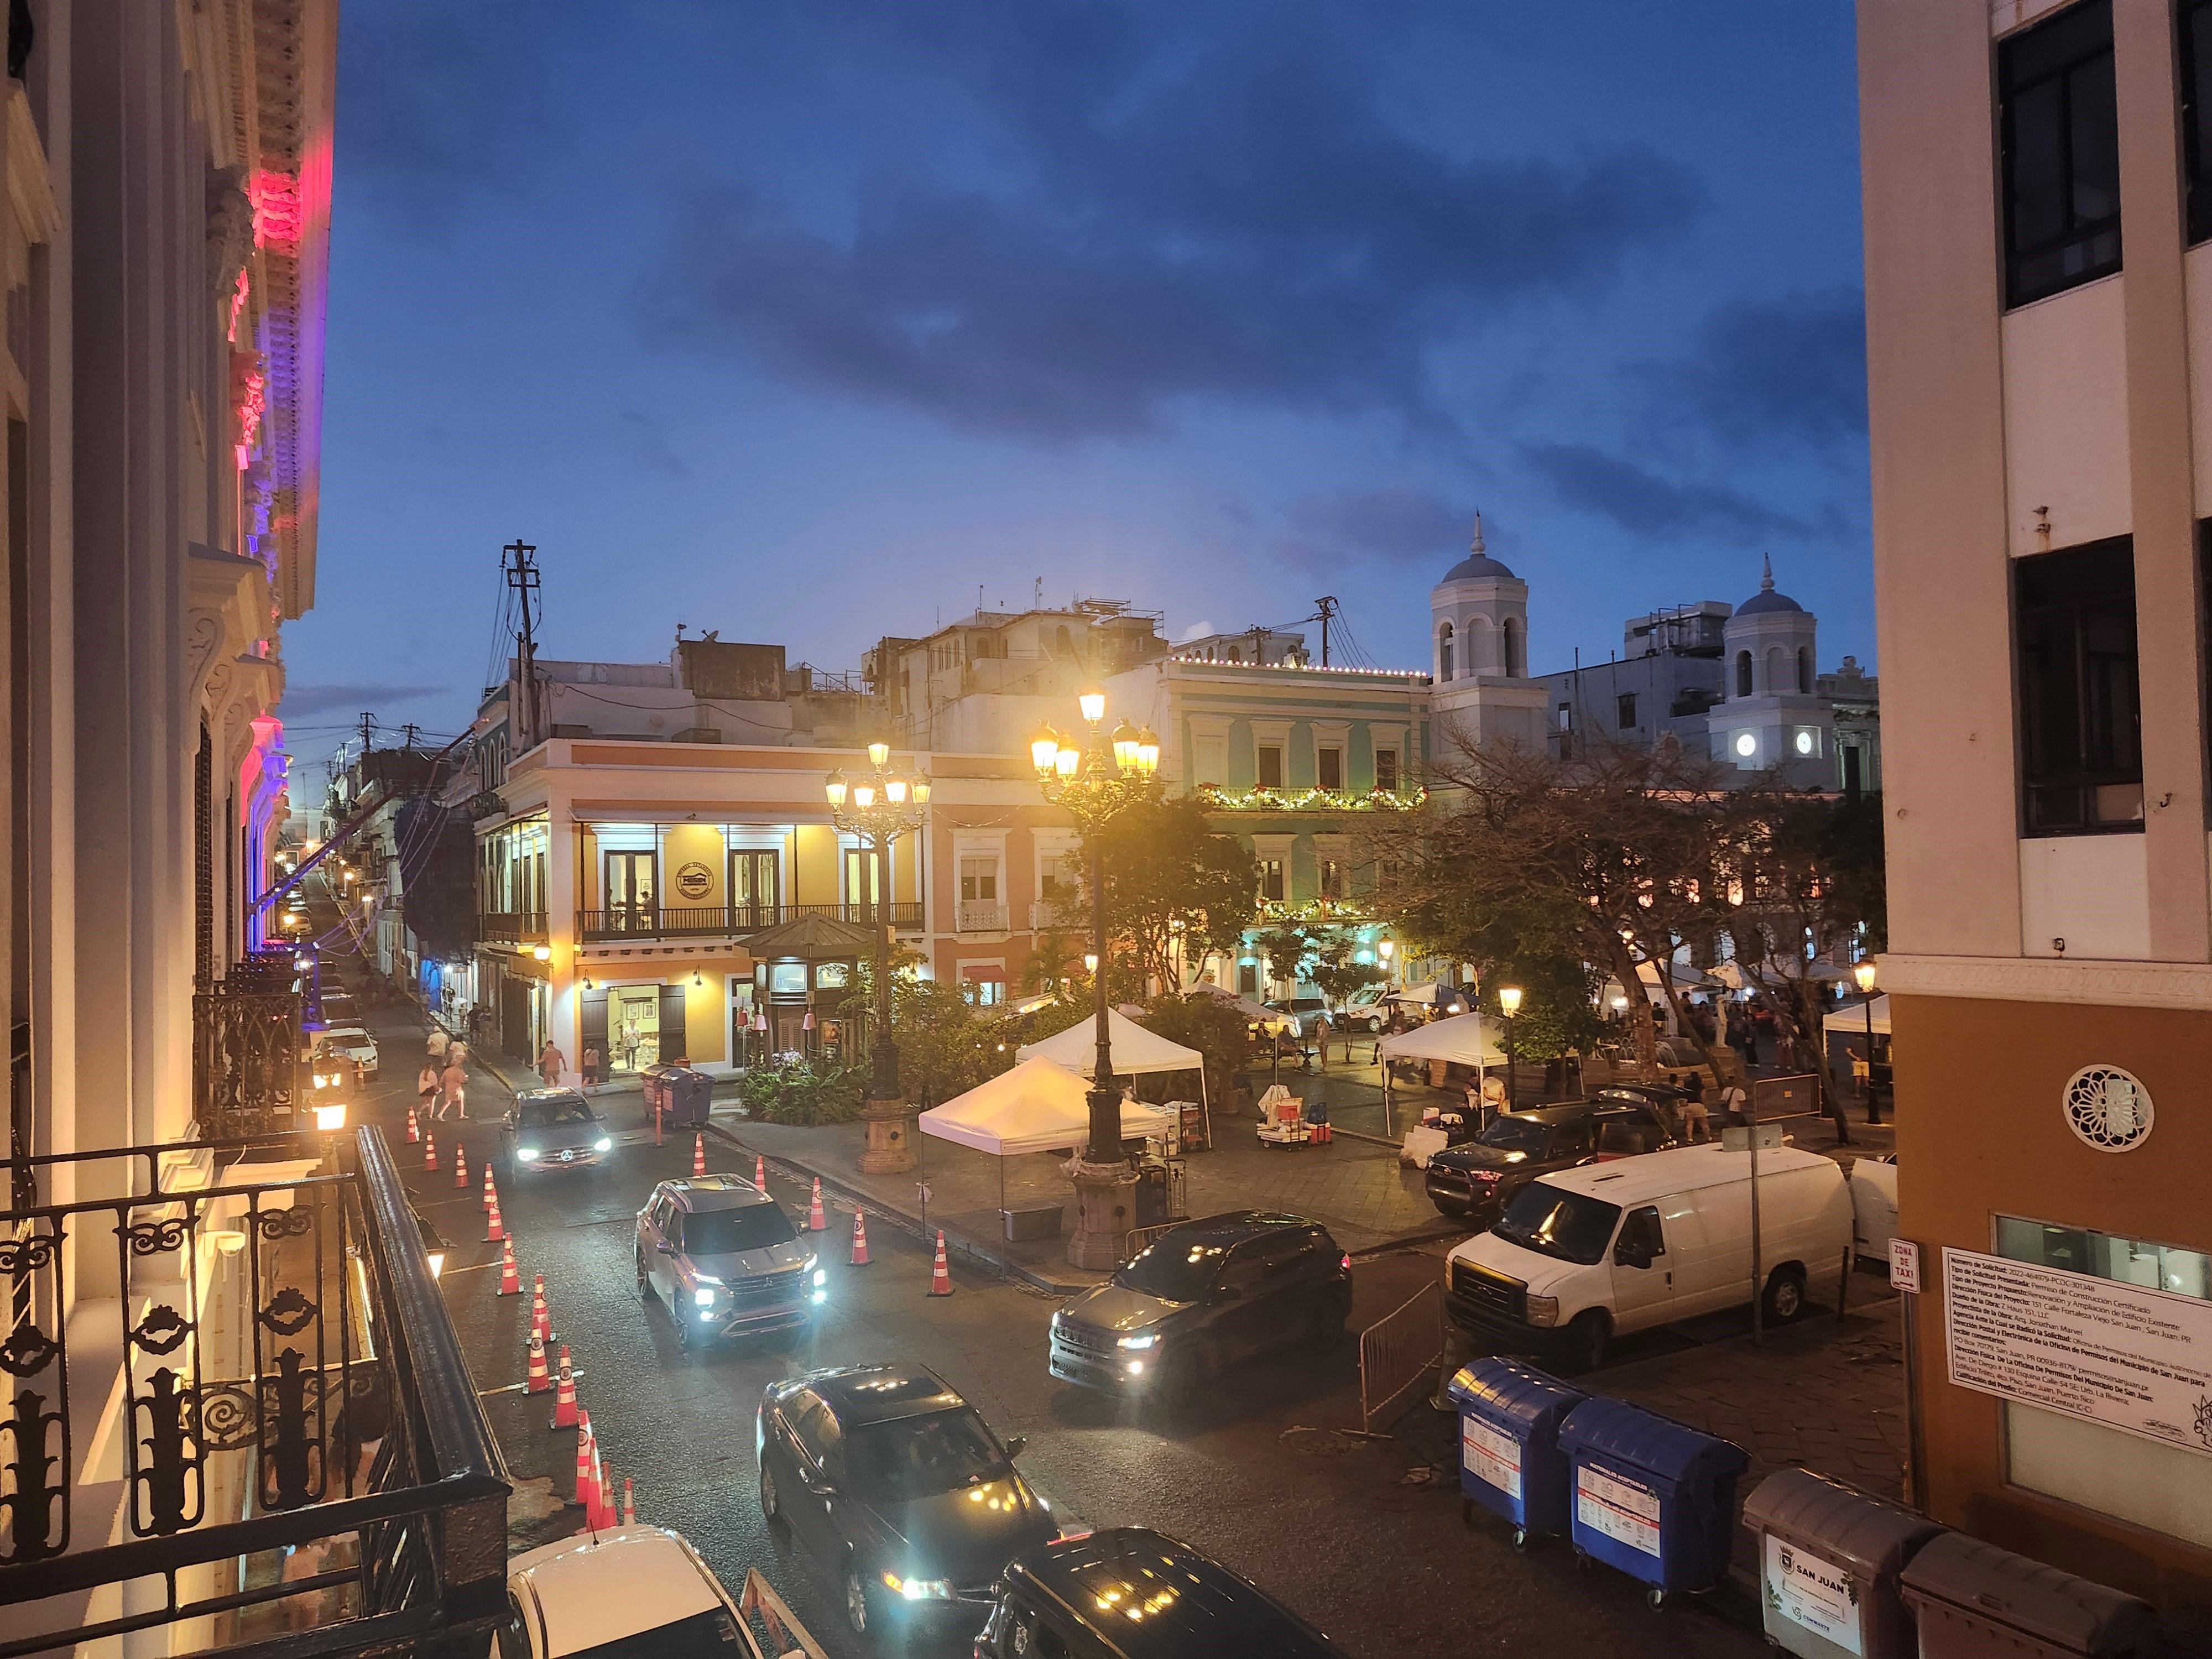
[1520,442,1809,543]
[336,2,569,231]
[639,8,1701,439]
[280,682,456,718]
[1645,291,1867,448]
[1272,486,1465,573]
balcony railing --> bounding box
[0,1126,507,1659]
[192,979,303,1141]
[572,902,922,943]
[956,901,1010,935]
[1028,899,1078,931]
[477,911,547,944]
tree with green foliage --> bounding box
[1250,922,1317,998]
[1308,934,1384,1011]
[1089,794,1258,992]
[1131,992,1252,1108]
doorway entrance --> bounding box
[607,984,661,1072]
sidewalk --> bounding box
[709,1102,1452,1294]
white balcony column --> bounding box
[544,792,578,1058]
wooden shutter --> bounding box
[580,988,608,1057]
[658,984,688,1063]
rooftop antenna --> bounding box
[1034,576,1044,609]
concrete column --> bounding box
[2114,0,2212,963]
[544,783,576,1063]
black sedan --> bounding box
[1047,1212,1352,1409]
[502,1088,612,1173]
[1423,1099,1678,1221]
[755,1363,1057,1641]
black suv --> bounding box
[1424,1098,1678,1222]
[976,1528,1350,1658]
[755,1363,1056,1640]
[1048,1212,1352,1407]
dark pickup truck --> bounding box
[1423,1095,1679,1223]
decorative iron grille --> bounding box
[191,982,302,1140]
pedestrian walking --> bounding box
[582,1044,603,1088]
[416,1061,440,1119]
[538,1040,566,1088]
[1678,1070,1710,1142]
[427,1025,450,1065]
[1312,1013,1331,1068]
[448,1035,469,1070]
[441,1056,468,1121]
[1717,1077,1750,1130]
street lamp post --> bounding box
[826,741,932,1173]
[1032,696,1160,1267]
[1853,957,1880,1124]
[1498,984,1522,1108]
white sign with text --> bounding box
[1575,1465,1661,1558]
[1943,1248,2212,1458]
[1460,1416,1522,1500]
[1764,1534,1863,1656]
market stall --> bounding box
[920,1057,1179,1224]
[1016,1008,1212,1149]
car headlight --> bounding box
[1116,1331,1157,1350]
[881,1572,952,1601]
[1525,1294,1560,1328]
[516,1148,539,1161]
[593,1137,613,1152]
[812,1268,828,1288]
[694,1287,717,1308]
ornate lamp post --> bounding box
[1498,983,1522,1107]
[826,740,932,1173]
[1853,957,1879,1116]
[1031,695,1160,1267]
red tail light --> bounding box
[1340,1253,1352,1271]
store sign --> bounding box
[674,861,712,900]
[1460,1416,1521,1499]
[1888,1238,1921,1296]
[1575,1465,1660,1558]
[1764,1535,1861,1656]
[1943,1248,2212,1458]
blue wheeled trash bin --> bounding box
[1443,1358,1587,1550]
[1556,1396,1750,1609]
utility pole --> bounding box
[400,722,420,750]
[357,711,374,755]
[1314,596,1339,667]
[503,538,541,747]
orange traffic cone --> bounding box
[592,1440,614,1530]
[692,1133,706,1177]
[753,1152,767,1191]
[455,1148,469,1190]
[851,1207,870,1266]
[497,1235,522,1295]
[530,1274,553,1350]
[573,1410,597,1509]
[622,1475,636,1527]
[549,1344,579,1428]
[524,1329,551,1393]
[423,1131,438,1172]
[481,1164,497,1209]
[484,1191,505,1244]
[406,1105,420,1143]
[928,1229,952,1296]
[808,1177,826,1232]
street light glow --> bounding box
[911,775,932,805]
[1078,687,1106,726]
[884,776,908,805]
[1498,984,1523,1018]
[1111,719,1141,773]
[1054,743,1081,780]
[1030,726,1061,775]
[1854,958,1879,995]
[852,782,876,810]
[868,740,891,768]
[825,770,848,808]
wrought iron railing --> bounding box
[0,1126,507,1659]
[191,981,304,1141]
[956,901,1010,934]
[572,901,923,943]
[475,911,546,944]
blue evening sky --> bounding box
[280,2,1868,770]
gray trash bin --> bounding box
[1898,1533,2158,1659]
[1742,1469,1944,1659]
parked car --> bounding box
[1048,1211,1352,1407]
[1262,997,1329,1038]
[636,1175,825,1349]
[1423,1098,1679,1221]
[316,991,359,1025]
[1849,1154,1898,1265]
[316,1025,379,1079]
[755,1363,1057,1640]
[975,1528,1351,1659]
[1443,1144,1853,1371]
[1340,984,1390,1033]
[499,1523,825,1659]
[504,1089,612,1172]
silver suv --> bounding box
[634,1175,827,1349]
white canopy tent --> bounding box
[1017,1007,1211,1145]
[1823,993,1891,1037]
[1377,1010,1507,1072]
[920,1057,1176,1211]
[1187,981,1291,1029]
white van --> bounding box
[1442,1143,1853,1370]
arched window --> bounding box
[1798,645,1813,694]
[1226,646,1241,663]
[1437,623,1454,681]
[1503,617,1524,678]
[1765,645,1787,692]
[1735,650,1752,698]
[1465,616,1490,675]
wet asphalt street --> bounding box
[354,1003,1762,1659]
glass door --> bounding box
[731,849,779,930]
[843,846,879,922]
[606,850,656,935]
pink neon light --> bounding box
[248,169,301,257]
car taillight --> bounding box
[1339,1253,1352,1271]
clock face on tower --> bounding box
[2063,1066,2153,1152]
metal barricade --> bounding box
[1121,1222,1178,1262]
[1358,1280,1444,1433]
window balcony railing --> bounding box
[0,1126,507,1659]
[476,910,547,944]
[572,901,924,945]
[192,969,304,1141]
[1029,899,1079,931]
[956,901,1010,935]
